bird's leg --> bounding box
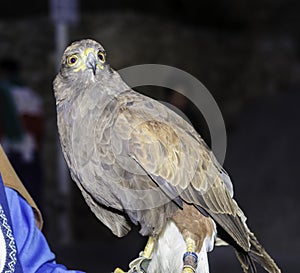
[182,237,198,273]
[141,236,155,259]
[113,237,154,273]
[127,237,154,272]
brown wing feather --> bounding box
[114,91,251,251]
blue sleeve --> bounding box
[5,187,85,273]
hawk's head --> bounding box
[59,39,108,80]
[54,39,114,103]
[54,39,129,105]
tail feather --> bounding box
[247,232,281,273]
[235,232,281,273]
[235,250,257,273]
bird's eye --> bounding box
[67,54,78,66]
[98,51,105,63]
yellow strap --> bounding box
[0,145,43,230]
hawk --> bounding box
[53,39,280,273]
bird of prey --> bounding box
[53,39,280,273]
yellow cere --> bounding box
[84,47,96,57]
[73,47,104,72]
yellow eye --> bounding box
[97,51,105,63]
[67,54,78,66]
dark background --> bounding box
[0,1,299,272]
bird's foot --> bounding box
[113,252,151,273]
[113,237,154,273]
[182,252,198,273]
[128,253,151,273]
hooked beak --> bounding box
[86,52,97,75]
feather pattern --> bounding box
[148,220,214,273]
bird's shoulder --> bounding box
[115,90,201,137]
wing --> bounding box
[76,178,131,237]
[59,86,178,236]
[113,90,251,251]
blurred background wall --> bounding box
[0,1,299,272]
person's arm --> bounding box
[5,186,85,273]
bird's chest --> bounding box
[57,95,118,171]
